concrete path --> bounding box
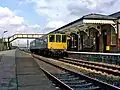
[0,50,16,90]
[0,49,56,90]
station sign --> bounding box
[106,46,110,51]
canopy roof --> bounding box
[109,11,120,18]
[47,13,117,34]
[82,13,117,20]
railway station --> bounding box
[0,5,120,90]
[48,12,120,53]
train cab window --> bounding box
[62,35,66,42]
[56,35,61,42]
[49,35,55,42]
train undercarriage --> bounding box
[30,48,68,58]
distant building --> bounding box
[0,38,8,51]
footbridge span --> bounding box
[5,34,44,49]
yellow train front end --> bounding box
[48,34,68,57]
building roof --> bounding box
[82,13,117,20]
[48,13,117,34]
[109,11,120,18]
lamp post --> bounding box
[2,30,8,50]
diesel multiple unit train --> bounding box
[30,33,68,57]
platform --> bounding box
[0,49,56,90]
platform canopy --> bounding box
[82,13,116,24]
[49,13,117,34]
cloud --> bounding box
[0,6,42,46]
[15,24,42,34]
[1,24,42,37]
[41,27,54,34]
[18,0,120,39]
[0,7,24,25]
[24,0,119,30]
[2,0,120,47]
[46,20,66,28]
[0,7,24,37]
[0,7,42,37]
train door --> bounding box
[103,30,107,52]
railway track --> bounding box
[33,54,120,90]
[58,57,120,76]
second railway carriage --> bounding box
[30,33,68,57]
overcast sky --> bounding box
[0,0,120,47]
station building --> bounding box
[67,12,120,52]
[51,11,120,52]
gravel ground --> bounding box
[33,54,120,88]
[34,57,65,74]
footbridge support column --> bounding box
[8,37,11,50]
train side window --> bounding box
[62,35,66,42]
[56,35,61,42]
[49,35,55,42]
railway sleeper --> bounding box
[54,73,71,76]
[69,83,92,88]
[54,72,101,90]
[60,77,79,81]
[74,87,101,90]
[55,75,75,79]
[64,80,86,85]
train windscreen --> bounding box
[49,35,55,42]
[56,35,61,42]
[62,35,66,42]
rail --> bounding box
[40,66,73,90]
[59,57,120,76]
[33,54,120,90]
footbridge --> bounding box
[8,34,44,42]
[4,34,44,49]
